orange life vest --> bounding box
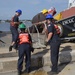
[10,16,15,26]
[10,16,18,27]
[54,24,60,34]
[19,33,30,44]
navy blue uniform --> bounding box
[10,15,19,49]
[47,23,61,72]
[18,43,31,71]
[17,33,32,73]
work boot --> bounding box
[24,68,30,73]
[47,71,58,75]
[9,45,13,52]
[27,68,30,73]
[18,71,22,75]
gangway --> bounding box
[24,21,46,49]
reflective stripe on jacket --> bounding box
[19,33,30,44]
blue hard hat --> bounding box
[16,9,22,14]
[46,14,53,19]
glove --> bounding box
[9,45,13,52]
[30,46,34,53]
[44,41,48,46]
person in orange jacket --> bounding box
[17,23,34,75]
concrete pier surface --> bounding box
[0,32,75,75]
[0,62,75,75]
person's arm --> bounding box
[44,24,54,46]
[46,32,53,42]
[13,16,21,25]
[28,33,34,52]
[14,22,20,25]
[29,34,32,44]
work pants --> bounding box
[18,43,31,71]
[50,41,61,72]
[10,26,19,49]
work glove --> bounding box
[30,45,34,53]
[9,45,13,52]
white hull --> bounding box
[68,0,75,8]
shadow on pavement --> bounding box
[30,48,49,72]
[58,46,72,73]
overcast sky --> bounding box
[0,0,68,20]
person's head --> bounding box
[41,9,48,16]
[15,9,22,16]
[19,23,26,32]
[46,14,53,24]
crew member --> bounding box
[9,9,22,51]
[41,8,57,34]
[17,23,33,75]
[45,14,61,75]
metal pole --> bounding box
[34,25,40,45]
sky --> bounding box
[0,0,68,20]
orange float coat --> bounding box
[19,33,31,44]
[54,25,60,34]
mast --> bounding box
[68,0,75,8]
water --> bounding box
[24,21,32,27]
[0,22,10,31]
[0,21,32,32]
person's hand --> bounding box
[30,44,34,53]
[30,46,34,53]
[19,22,22,24]
[42,20,46,23]
[31,47,34,53]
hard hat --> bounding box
[16,9,22,14]
[46,14,53,19]
[19,23,26,29]
[42,9,48,14]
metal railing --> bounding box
[25,22,47,49]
